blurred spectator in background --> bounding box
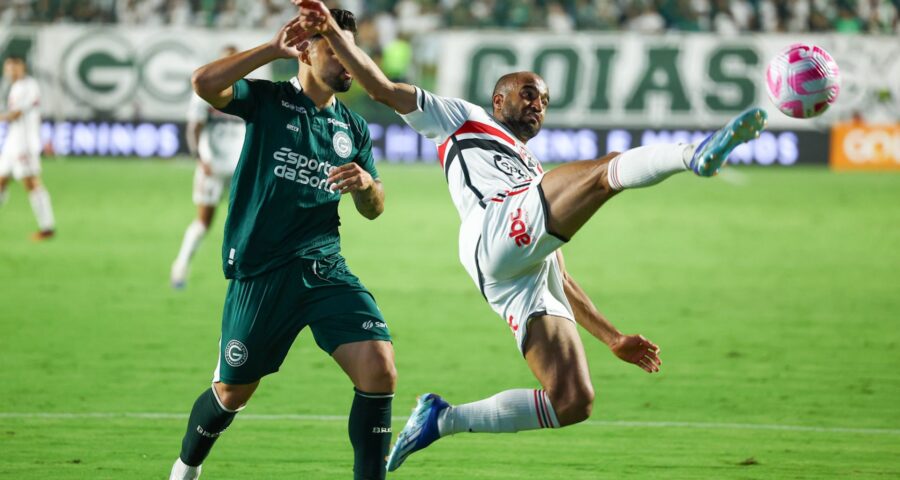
[835,0,864,32]
[381,33,413,82]
[710,0,740,34]
[1,0,897,34]
[547,1,574,32]
[625,0,666,33]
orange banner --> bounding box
[830,122,900,171]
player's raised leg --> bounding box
[170,381,258,480]
[539,108,767,240]
[333,340,397,479]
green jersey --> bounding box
[219,77,378,279]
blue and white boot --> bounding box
[386,393,450,472]
[690,108,768,177]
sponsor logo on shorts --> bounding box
[361,320,387,330]
[333,131,352,158]
[509,208,532,247]
[224,339,248,367]
[372,427,392,433]
[507,315,519,332]
[286,123,299,132]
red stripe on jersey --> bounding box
[453,121,516,147]
[437,138,450,168]
[506,187,529,197]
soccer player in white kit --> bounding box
[0,55,56,240]
[296,1,768,471]
[170,46,245,289]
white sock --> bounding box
[437,389,559,435]
[606,144,693,191]
[0,188,7,206]
[28,187,55,231]
[174,220,208,269]
[169,458,201,480]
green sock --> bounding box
[179,388,237,466]
[349,388,393,480]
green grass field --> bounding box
[1,159,899,479]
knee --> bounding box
[214,383,256,411]
[366,355,398,393]
[352,352,397,393]
[549,383,595,426]
[592,151,620,192]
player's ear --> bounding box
[298,40,312,65]
[492,93,504,113]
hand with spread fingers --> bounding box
[269,14,313,59]
[328,163,375,194]
[293,0,332,34]
[610,334,662,373]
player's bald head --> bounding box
[492,71,547,99]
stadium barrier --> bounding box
[0,120,828,166]
[829,122,900,171]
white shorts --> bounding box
[0,146,40,180]
[460,176,575,354]
[192,165,231,206]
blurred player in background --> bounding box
[296,0,767,471]
[0,55,55,240]
[170,46,244,289]
[169,9,396,480]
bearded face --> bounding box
[308,39,353,93]
[494,74,549,142]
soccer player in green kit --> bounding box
[168,10,395,480]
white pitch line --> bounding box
[1,412,898,436]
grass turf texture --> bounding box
[1,159,898,479]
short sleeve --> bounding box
[218,78,269,120]
[186,93,208,123]
[399,86,473,144]
[354,119,379,180]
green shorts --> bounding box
[213,253,390,385]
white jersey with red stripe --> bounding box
[400,87,575,353]
[399,87,545,221]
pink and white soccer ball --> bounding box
[765,43,841,119]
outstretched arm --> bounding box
[192,16,310,108]
[556,251,662,373]
[295,0,419,114]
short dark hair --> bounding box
[310,9,357,40]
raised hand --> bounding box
[610,334,662,373]
[293,0,331,34]
[269,15,311,59]
[327,163,375,194]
